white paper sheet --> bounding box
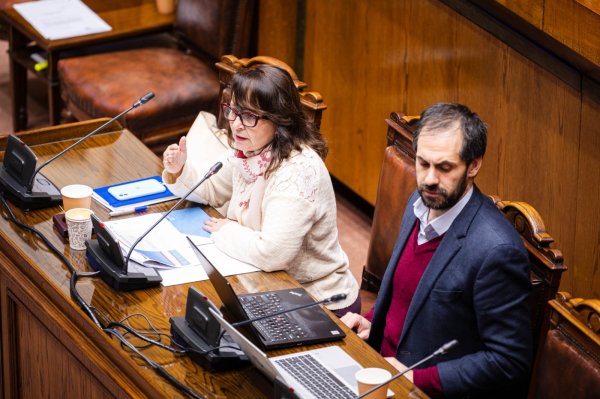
[14,0,112,40]
[103,211,260,286]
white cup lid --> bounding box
[61,184,93,198]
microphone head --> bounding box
[133,92,155,108]
[206,161,223,177]
[140,92,155,104]
[435,339,459,356]
[327,293,347,302]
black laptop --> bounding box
[186,237,346,350]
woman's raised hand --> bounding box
[163,136,187,175]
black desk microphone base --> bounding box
[170,316,248,371]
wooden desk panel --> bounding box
[0,120,424,398]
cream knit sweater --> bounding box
[162,147,359,310]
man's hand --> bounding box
[203,217,232,233]
[384,357,413,382]
[340,312,371,340]
[163,136,187,176]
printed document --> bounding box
[104,208,259,286]
[14,0,111,40]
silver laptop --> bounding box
[209,308,394,399]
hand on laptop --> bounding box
[385,357,413,382]
[340,312,371,339]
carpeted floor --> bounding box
[0,39,376,313]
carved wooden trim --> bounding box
[385,112,417,159]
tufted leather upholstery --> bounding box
[361,113,418,292]
[528,292,600,398]
[58,0,257,154]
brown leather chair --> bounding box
[528,291,600,399]
[362,111,567,354]
[57,0,257,155]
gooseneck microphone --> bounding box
[85,161,223,291]
[124,161,222,267]
[28,92,155,192]
[231,293,348,328]
[356,340,459,399]
[0,92,155,211]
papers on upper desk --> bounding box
[14,0,111,40]
[103,208,259,286]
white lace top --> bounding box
[163,146,359,310]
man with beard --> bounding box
[341,103,532,398]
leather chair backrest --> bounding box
[175,0,256,62]
[361,113,418,291]
[215,55,326,132]
[529,292,600,399]
[363,112,567,355]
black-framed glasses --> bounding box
[221,103,265,128]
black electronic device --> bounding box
[85,161,222,291]
[170,287,248,371]
[0,92,155,211]
[86,214,162,291]
[188,237,347,350]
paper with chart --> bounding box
[104,207,259,286]
[14,0,112,40]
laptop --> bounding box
[186,237,346,350]
[210,307,393,399]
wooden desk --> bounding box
[0,0,174,132]
[0,120,426,398]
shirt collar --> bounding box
[413,186,474,244]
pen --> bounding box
[109,205,148,217]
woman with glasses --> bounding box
[162,65,360,316]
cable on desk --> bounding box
[0,194,208,399]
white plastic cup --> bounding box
[61,184,93,212]
[355,367,392,399]
[65,208,94,250]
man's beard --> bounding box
[418,170,469,210]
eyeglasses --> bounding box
[221,103,265,128]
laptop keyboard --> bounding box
[239,293,308,342]
[274,354,356,399]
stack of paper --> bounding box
[104,208,259,286]
[14,0,112,40]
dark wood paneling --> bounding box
[493,0,544,28]
[14,300,116,398]
[544,0,600,68]
[574,78,600,298]
[257,0,298,67]
[295,0,598,298]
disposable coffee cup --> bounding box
[155,0,175,14]
[355,367,392,399]
[61,184,93,212]
[65,208,94,250]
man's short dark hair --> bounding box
[413,103,487,165]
